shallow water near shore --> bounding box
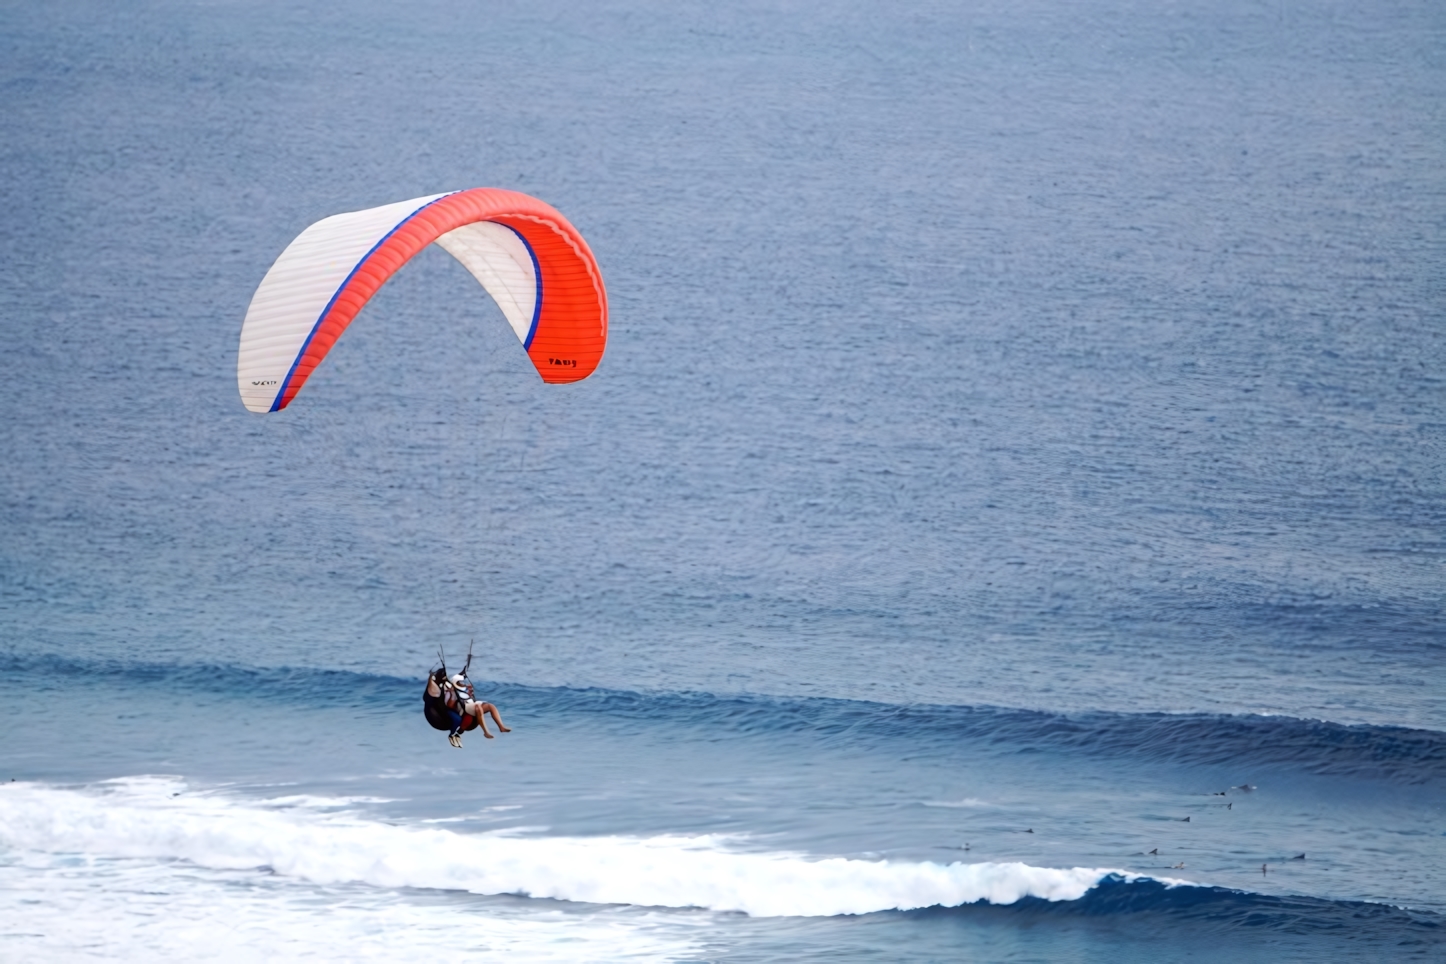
[1,0,1443,959]
[2,661,1443,960]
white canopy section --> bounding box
[433,221,539,344]
[237,193,449,413]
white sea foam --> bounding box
[0,778,1154,920]
[256,793,399,809]
[920,797,993,809]
[0,853,701,962]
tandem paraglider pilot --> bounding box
[423,667,510,748]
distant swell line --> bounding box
[3,654,1444,784]
[520,688,1446,784]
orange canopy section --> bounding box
[238,188,607,413]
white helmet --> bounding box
[450,674,469,690]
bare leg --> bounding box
[465,701,494,738]
[483,703,511,732]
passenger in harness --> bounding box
[449,673,511,745]
[422,647,512,748]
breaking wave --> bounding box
[1,777,1438,949]
[0,778,1142,917]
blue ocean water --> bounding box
[1,0,1442,959]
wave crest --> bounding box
[0,778,1146,918]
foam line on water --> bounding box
[0,854,701,962]
[0,778,1163,918]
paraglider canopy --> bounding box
[237,188,607,413]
